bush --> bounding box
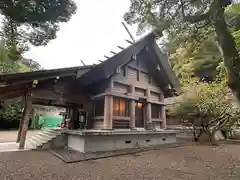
[0,99,22,130]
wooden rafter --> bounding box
[117,46,124,50]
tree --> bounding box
[0,39,42,129]
[20,58,42,71]
[170,75,240,145]
[0,0,77,47]
[168,30,222,82]
[124,0,240,100]
[0,40,20,73]
[0,39,41,74]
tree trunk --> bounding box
[193,124,220,146]
[193,125,204,142]
[209,127,219,146]
[212,3,240,100]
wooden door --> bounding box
[135,102,144,128]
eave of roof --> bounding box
[152,41,181,95]
[0,65,94,84]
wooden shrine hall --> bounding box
[0,31,180,150]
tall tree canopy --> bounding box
[0,39,41,74]
[124,0,240,100]
[0,0,77,47]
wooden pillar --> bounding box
[68,107,75,129]
[16,97,26,142]
[161,105,167,129]
[19,93,32,149]
[160,93,166,129]
[146,103,152,122]
[103,95,113,129]
[146,89,152,127]
[129,85,135,129]
[16,110,25,142]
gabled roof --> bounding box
[78,31,180,96]
[0,31,180,99]
[78,32,154,85]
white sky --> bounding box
[23,0,146,69]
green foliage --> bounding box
[0,40,21,73]
[170,76,240,132]
[0,0,77,47]
[125,0,240,137]
[233,30,240,48]
[0,39,41,74]
[0,99,22,122]
[0,40,41,128]
[168,30,222,82]
[172,80,227,117]
[124,1,240,86]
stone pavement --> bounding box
[0,130,40,152]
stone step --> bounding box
[34,135,51,143]
[25,139,38,149]
[36,133,56,140]
[30,137,43,147]
[42,130,61,136]
[24,129,61,150]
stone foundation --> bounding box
[64,130,177,153]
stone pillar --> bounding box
[145,89,152,129]
[129,85,135,129]
[103,95,113,129]
[19,92,32,149]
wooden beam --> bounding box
[121,22,135,43]
[104,55,110,59]
[125,39,133,44]
[1,72,75,86]
[19,92,33,149]
[80,60,86,66]
[110,51,117,55]
[98,60,103,63]
[117,46,124,50]
[0,90,26,100]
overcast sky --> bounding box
[23,0,146,69]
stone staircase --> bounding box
[25,128,61,150]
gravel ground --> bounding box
[0,144,240,180]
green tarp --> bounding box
[38,115,64,129]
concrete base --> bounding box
[65,130,177,153]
